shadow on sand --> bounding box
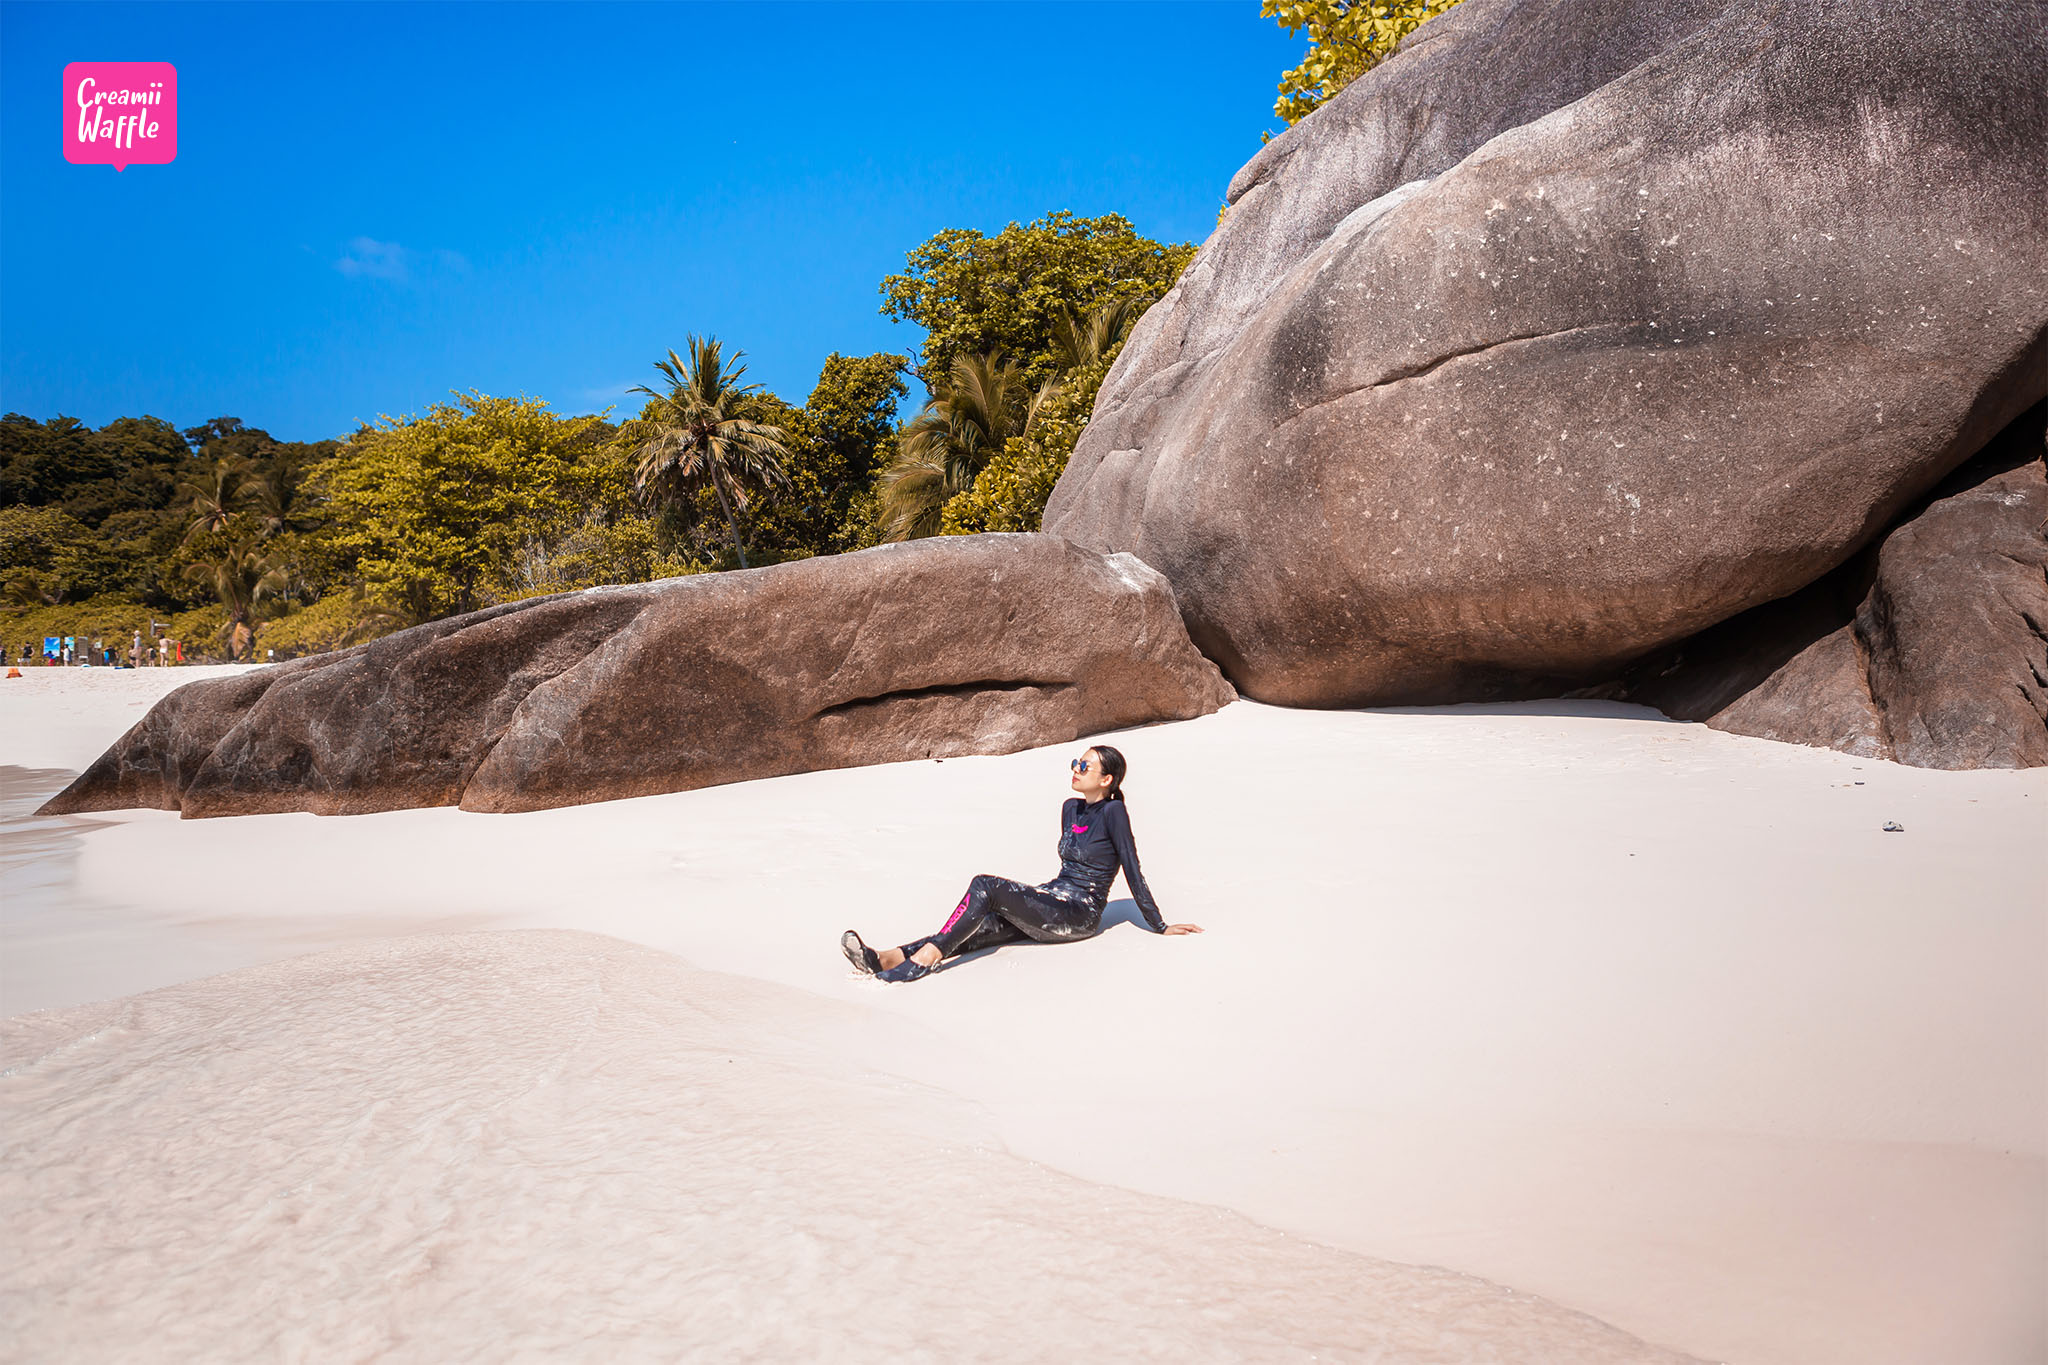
[1366,698,1683,723]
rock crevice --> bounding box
[1607,404,2048,769]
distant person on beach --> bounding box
[841,744,1202,984]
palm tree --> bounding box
[878,352,1033,541]
[247,457,320,540]
[183,541,289,661]
[178,456,252,545]
[4,569,64,608]
[627,337,793,569]
[1049,294,1151,374]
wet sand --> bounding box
[2,666,2042,1361]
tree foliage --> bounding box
[0,413,187,522]
[178,456,251,545]
[1,505,94,606]
[625,338,795,571]
[802,352,908,503]
[1264,0,1465,126]
[0,346,915,658]
[878,353,1036,542]
[182,540,289,660]
[0,411,338,612]
[317,392,607,625]
[937,294,1144,536]
[940,349,1122,535]
[788,350,910,556]
[626,351,908,570]
[879,211,1193,392]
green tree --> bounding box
[0,412,192,520]
[805,353,907,480]
[189,424,343,609]
[1265,0,1466,126]
[0,412,201,606]
[626,338,795,571]
[879,352,1034,541]
[937,365,1107,535]
[178,456,253,545]
[781,351,910,558]
[317,391,603,624]
[658,386,817,572]
[804,352,908,531]
[257,587,405,659]
[0,496,172,606]
[1048,295,1148,373]
[0,415,123,513]
[502,421,684,593]
[182,540,288,660]
[247,455,322,541]
[940,297,1146,535]
[697,351,911,565]
[181,415,258,456]
[0,411,337,613]
[0,505,89,605]
[879,211,1194,392]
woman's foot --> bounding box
[877,941,944,983]
[841,930,880,975]
[876,936,934,972]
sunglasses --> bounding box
[1070,758,1093,774]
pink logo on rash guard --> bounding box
[1070,824,1089,834]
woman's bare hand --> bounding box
[1162,923,1203,935]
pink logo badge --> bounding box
[64,62,177,172]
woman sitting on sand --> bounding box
[841,744,1202,983]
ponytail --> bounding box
[1092,744,1128,803]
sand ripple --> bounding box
[1,930,1695,1362]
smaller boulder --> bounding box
[1611,405,2048,769]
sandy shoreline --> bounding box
[3,666,2043,1361]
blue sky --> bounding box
[2,1,1300,443]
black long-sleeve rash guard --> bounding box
[1046,796,1168,933]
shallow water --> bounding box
[0,764,495,1016]
[0,767,302,1015]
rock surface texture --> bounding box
[1614,405,2048,769]
[41,535,1234,818]
[1043,0,2048,756]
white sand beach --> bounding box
[3,665,2043,1363]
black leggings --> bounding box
[913,874,1102,958]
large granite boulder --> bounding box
[1044,0,2048,712]
[1611,404,2048,768]
[41,535,1234,818]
